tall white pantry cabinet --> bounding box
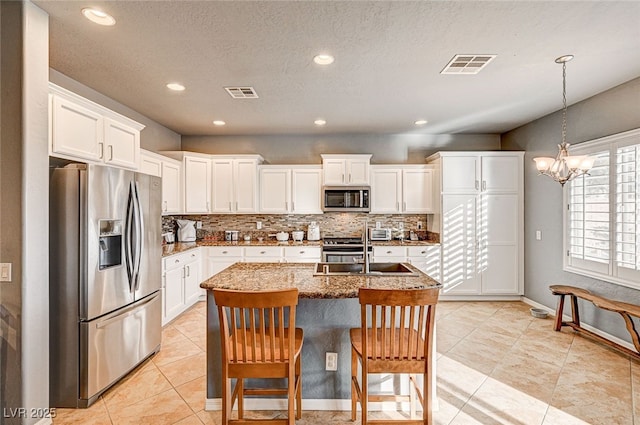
[427,152,524,298]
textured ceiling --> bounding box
[35,1,640,136]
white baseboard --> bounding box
[205,398,432,412]
[520,296,636,352]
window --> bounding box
[564,128,640,289]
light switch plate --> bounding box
[536,230,542,241]
[0,263,12,282]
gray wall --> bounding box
[49,69,181,152]
[0,2,50,424]
[182,133,500,164]
[502,77,640,342]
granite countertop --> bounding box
[370,240,440,246]
[163,239,440,257]
[200,262,441,299]
[162,240,323,257]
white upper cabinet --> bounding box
[441,156,479,193]
[49,83,143,170]
[321,154,371,185]
[51,94,103,161]
[211,156,263,214]
[439,153,521,194]
[102,117,140,169]
[162,159,182,214]
[370,168,402,213]
[402,168,435,213]
[259,166,322,214]
[184,155,212,213]
[139,150,163,177]
[259,167,291,213]
[370,166,435,214]
[139,150,183,215]
[291,167,323,214]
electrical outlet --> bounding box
[256,221,262,230]
[536,230,542,240]
[196,221,203,229]
[375,221,381,229]
[0,263,12,282]
[325,352,338,371]
[417,221,423,230]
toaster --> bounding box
[369,228,392,241]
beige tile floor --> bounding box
[53,301,640,425]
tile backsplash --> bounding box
[162,213,438,242]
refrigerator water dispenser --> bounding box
[99,219,122,270]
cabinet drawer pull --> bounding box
[222,251,228,254]
[260,251,266,254]
[174,259,180,263]
[386,250,392,254]
[300,250,305,254]
[421,251,426,254]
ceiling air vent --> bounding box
[440,54,496,75]
[224,86,259,99]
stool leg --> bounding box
[351,346,357,422]
[296,355,302,420]
[571,295,580,326]
[554,294,565,331]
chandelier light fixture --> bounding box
[533,55,594,186]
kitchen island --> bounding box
[200,262,441,410]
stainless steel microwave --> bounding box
[322,186,370,212]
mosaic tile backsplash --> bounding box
[162,213,438,242]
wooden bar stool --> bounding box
[213,288,303,425]
[350,287,439,425]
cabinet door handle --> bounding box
[396,202,400,210]
[174,259,180,263]
[482,181,487,191]
[349,173,352,183]
[206,201,210,210]
[300,251,305,254]
[475,180,479,190]
[403,201,407,211]
[421,251,426,254]
[342,174,345,183]
[98,142,104,159]
[285,201,288,211]
[109,145,114,161]
[163,201,168,212]
[291,201,294,211]
[229,201,232,211]
[235,201,238,211]
[186,265,190,277]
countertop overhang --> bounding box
[200,262,441,299]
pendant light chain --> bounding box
[561,61,567,146]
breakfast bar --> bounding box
[200,262,441,409]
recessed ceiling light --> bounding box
[213,120,226,126]
[313,54,334,65]
[166,83,185,91]
[81,8,116,26]
[414,120,428,126]
[314,119,327,126]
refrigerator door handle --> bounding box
[132,181,144,291]
[124,182,135,292]
[95,293,158,329]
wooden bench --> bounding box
[550,284,640,360]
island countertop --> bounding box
[200,262,441,299]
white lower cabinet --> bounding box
[162,250,201,326]
[283,246,322,263]
[371,245,441,282]
[244,246,283,263]
[204,247,243,281]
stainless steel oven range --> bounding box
[322,237,372,263]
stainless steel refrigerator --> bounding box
[49,163,162,407]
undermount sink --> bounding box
[313,262,418,277]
